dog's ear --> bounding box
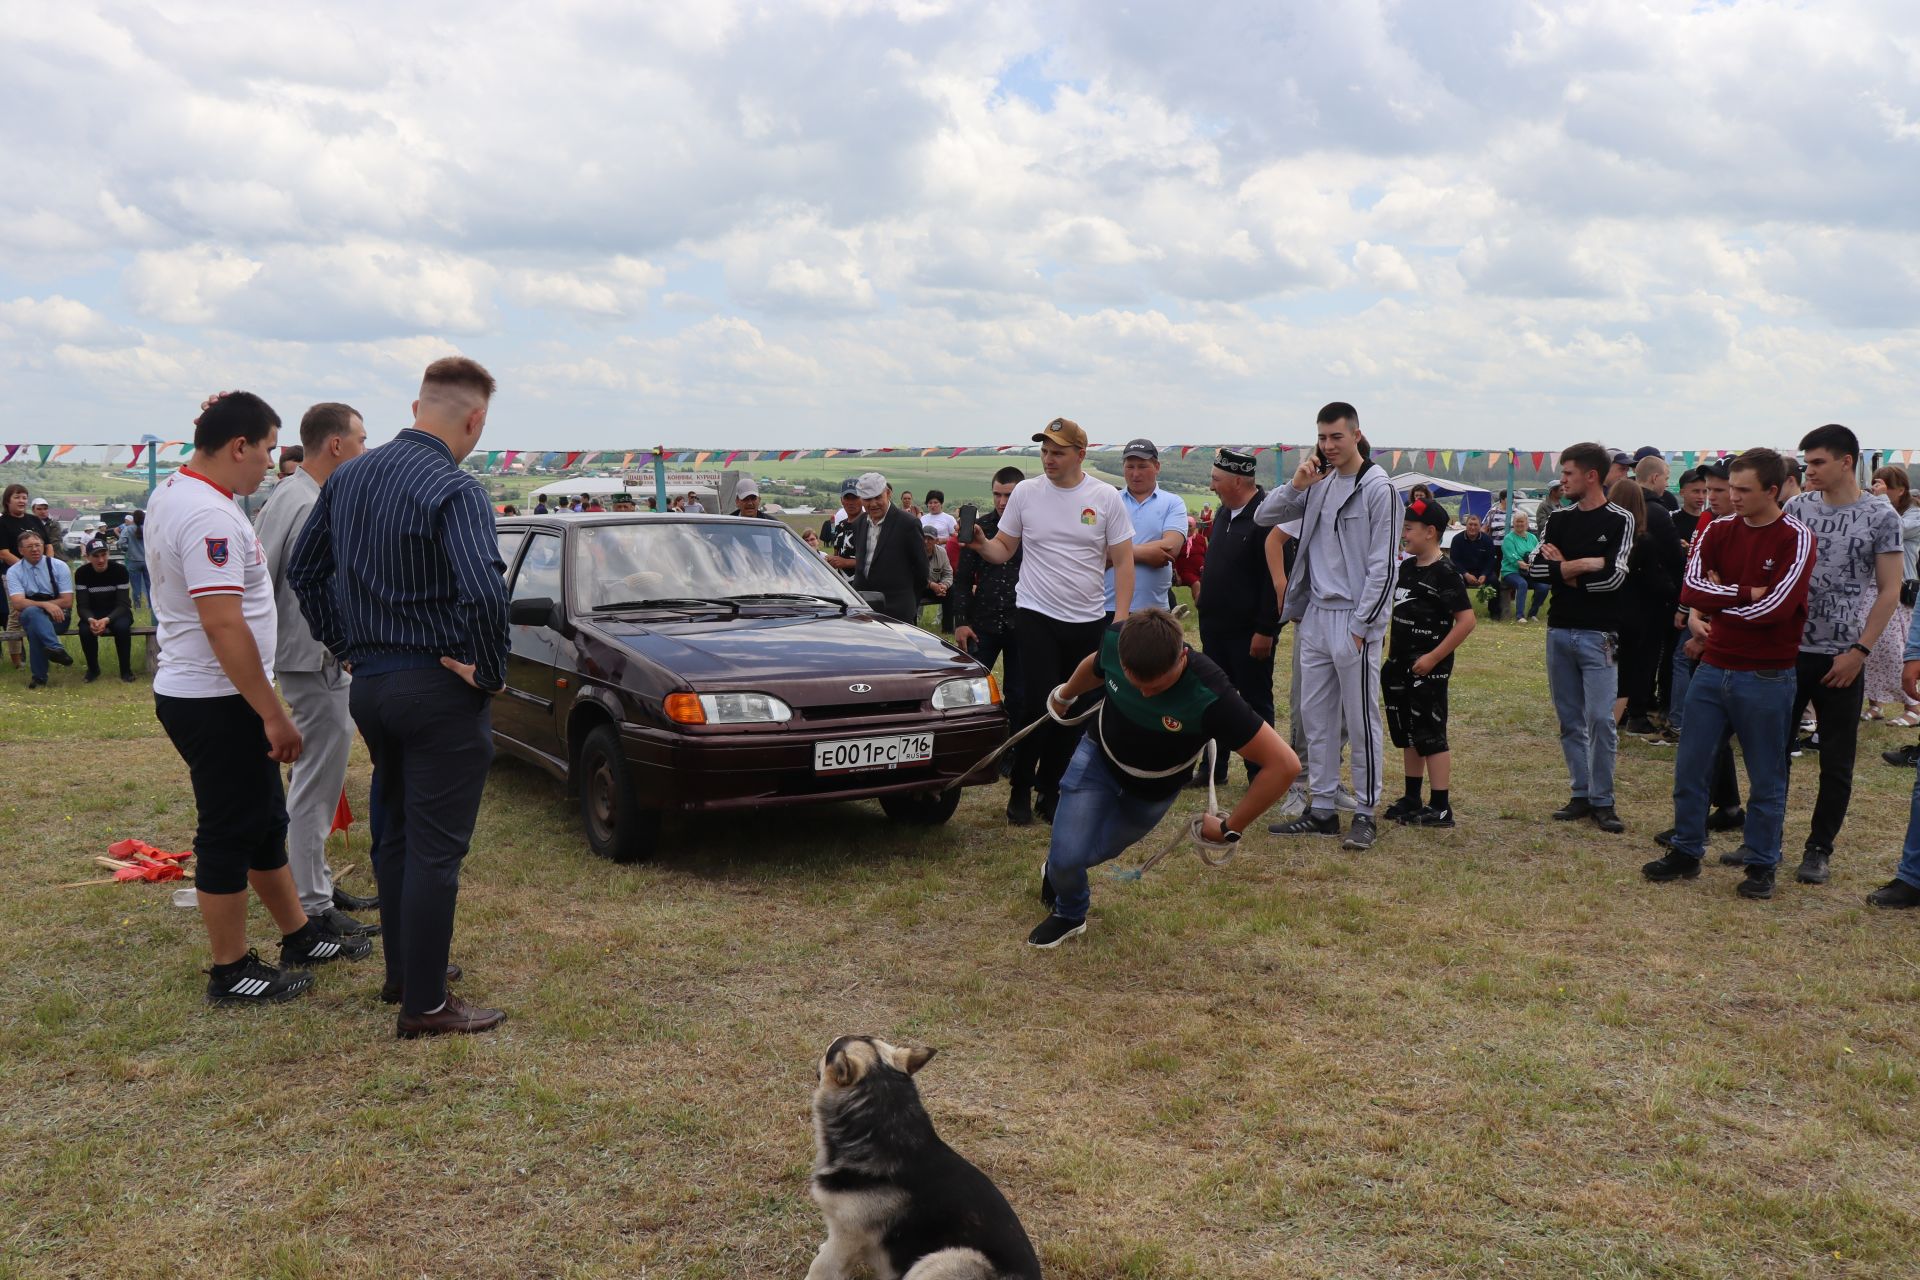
[902,1045,936,1075]
[826,1052,859,1088]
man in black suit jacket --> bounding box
[849,471,928,623]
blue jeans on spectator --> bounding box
[1045,737,1179,922]
[1546,627,1618,807]
[127,565,150,610]
[17,605,71,681]
[1504,572,1548,619]
[1669,642,1695,734]
[1894,759,1920,890]
[1668,663,1794,867]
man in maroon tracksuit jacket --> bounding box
[1644,447,1815,900]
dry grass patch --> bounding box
[2,614,1919,1277]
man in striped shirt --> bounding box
[289,357,510,1039]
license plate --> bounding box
[814,733,934,774]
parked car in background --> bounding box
[492,513,1008,861]
[62,515,104,557]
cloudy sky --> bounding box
[4,0,1919,452]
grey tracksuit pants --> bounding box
[281,665,353,918]
[1296,604,1384,815]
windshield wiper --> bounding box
[591,597,740,616]
[724,592,851,614]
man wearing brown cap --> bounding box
[968,418,1135,825]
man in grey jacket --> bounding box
[1254,402,1399,850]
[255,403,373,935]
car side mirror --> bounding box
[859,591,887,611]
[510,596,563,631]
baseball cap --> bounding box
[1403,498,1449,532]
[840,476,861,497]
[734,476,760,499]
[1610,450,1633,468]
[1122,438,1159,461]
[85,538,109,555]
[855,471,888,500]
[1633,446,1663,462]
[1033,417,1088,449]
[30,498,48,509]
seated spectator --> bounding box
[74,538,134,683]
[1499,511,1546,622]
[1448,514,1501,617]
[4,531,74,687]
[923,529,953,608]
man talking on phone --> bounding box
[1255,402,1399,851]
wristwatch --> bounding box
[1218,825,1242,844]
[1850,642,1872,657]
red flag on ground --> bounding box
[330,788,353,836]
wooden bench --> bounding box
[1,625,158,673]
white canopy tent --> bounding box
[1388,472,1493,521]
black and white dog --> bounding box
[808,1036,1042,1280]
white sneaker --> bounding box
[1334,785,1360,813]
[1276,787,1309,819]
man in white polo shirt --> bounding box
[1104,438,1187,620]
[150,390,369,1008]
[967,417,1134,825]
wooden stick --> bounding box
[58,878,119,888]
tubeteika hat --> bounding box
[1212,448,1256,477]
[854,472,888,500]
[1033,418,1088,449]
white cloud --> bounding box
[2,0,1919,447]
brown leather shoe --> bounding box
[396,992,505,1039]
[380,962,465,1005]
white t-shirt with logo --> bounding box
[148,468,277,698]
[997,473,1134,622]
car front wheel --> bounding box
[579,724,657,862]
[878,786,962,826]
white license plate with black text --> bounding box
[814,733,934,774]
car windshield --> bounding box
[572,519,864,613]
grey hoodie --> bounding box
[1253,459,1400,641]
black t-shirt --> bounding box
[1388,556,1471,668]
[0,513,49,563]
[1092,628,1265,800]
[74,561,131,621]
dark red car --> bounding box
[493,513,1007,860]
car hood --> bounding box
[589,612,977,684]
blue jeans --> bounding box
[1503,572,1548,618]
[1669,663,1794,866]
[1546,627,1618,807]
[17,606,70,681]
[127,565,150,610]
[1896,759,1920,889]
[1669,643,1695,734]
[1045,737,1179,921]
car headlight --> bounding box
[933,675,1000,710]
[697,691,793,723]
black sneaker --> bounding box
[1591,806,1625,834]
[1036,791,1057,825]
[206,949,314,1005]
[1026,914,1086,948]
[280,922,373,968]
[1642,851,1701,882]
[1867,879,1920,909]
[1341,814,1378,851]
[1622,715,1657,736]
[84,669,100,684]
[1884,744,1920,768]
[1720,844,1756,867]
[316,906,380,938]
[46,646,73,667]
[1270,812,1340,837]
[1707,805,1746,832]
[1654,827,1676,848]
[1382,795,1424,823]
[1006,794,1034,827]
[26,677,46,690]
[1737,865,1776,900]
[1552,798,1593,821]
[1410,805,1455,828]
[1039,861,1056,910]
[120,670,136,683]
[1795,850,1831,885]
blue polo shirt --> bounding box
[1104,486,1189,612]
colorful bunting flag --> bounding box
[125,444,145,469]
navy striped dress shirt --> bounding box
[287,428,510,690]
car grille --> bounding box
[797,699,924,721]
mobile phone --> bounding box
[1313,447,1330,473]
[956,503,977,546]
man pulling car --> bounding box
[1025,608,1300,948]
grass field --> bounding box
[5,605,1920,1278]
